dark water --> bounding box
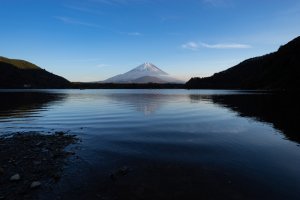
[0,89,299,200]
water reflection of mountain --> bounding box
[190,93,300,143]
[0,92,66,120]
[106,93,179,115]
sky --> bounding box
[0,0,300,82]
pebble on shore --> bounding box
[10,173,20,181]
[30,181,41,189]
[0,131,79,200]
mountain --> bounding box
[103,63,183,83]
[0,56,70,88]
[131,76,167,83]
[186,36,300,90]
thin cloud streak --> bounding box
[54,16,102,28]
[201,42,252,49]
[57,58,103,63]
[182,41,251,50]
[55,16,141,36]
[119,31,143,36]
[97,64,111,68]
[160,15,181,23]
[89,0,149,6]
[202,0,233,7]
[181,42,199,50]
[127,32,142,36]
[63,5,105,15]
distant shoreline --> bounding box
[0,83,296,91]
[0,83,185,90]
[71,83,186,89]
[0,82,299,92]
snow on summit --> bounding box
[130,63,168,74]
[103,63,182,83]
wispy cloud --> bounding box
[89,0,120,5]
[55,16,141,36]
[202,0,232,7]
[119,31,142,36]
[64,5,104,15]
[127,32,142,36]
[96,64,110,68]
[89,0,148,6]
[57,58,102,63]
[201,42,251,49]
[160,15,181,23]
[54,16,101,28]
[182,41,251,50]
[181,42,199,50]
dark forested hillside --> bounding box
[0,57,70,88]
[186,36,300,90]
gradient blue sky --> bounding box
[1,0,300,82]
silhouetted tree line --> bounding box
[71,82,185,89]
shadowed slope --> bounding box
[186,36,300,90]
[0,56,70,88]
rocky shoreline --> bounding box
[0,132,79,200]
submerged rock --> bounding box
[110,166,130,181]
[10,173,20,181]
[30,181,41,189]
[118,166,130,176]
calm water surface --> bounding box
[0,89,299,200]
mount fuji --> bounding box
[102,63,183,83]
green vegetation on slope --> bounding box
[0,57,41,70]
[0,56,70,88]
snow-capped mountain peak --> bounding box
[102,63,183,83]
[129,63,168,75]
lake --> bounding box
[0,89,299,200]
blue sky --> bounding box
[1,0,300,82]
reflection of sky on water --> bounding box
[1,89,299,199]
[105,93,181,116]
[0,89,299,144]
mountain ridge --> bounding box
[0,56,70,88]
[186,36,300,90]
[103,63,182,83]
